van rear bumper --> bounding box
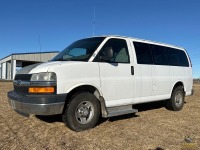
[186,89,194,96]
[7,91,66,115]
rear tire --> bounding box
[166,86,185,111]
[62,92,100,131]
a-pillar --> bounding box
[11,59,16,80]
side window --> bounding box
[166,47,189,67]
[177,50,189,67]
[166,48,179,66]
[150,44,168,65]
[133,42,153,64]
[98,38,130,63]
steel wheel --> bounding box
[62,92,100,131]
[166,86,185,111]
[174,91,183,107]
[75,101,94,124]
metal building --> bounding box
[0,51,59,80]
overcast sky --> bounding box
[0,0,199,77]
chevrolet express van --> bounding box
[8,36,193,131]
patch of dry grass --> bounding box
[0,82,199,150]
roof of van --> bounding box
[93,35,185,50]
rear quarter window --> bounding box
[166,47,189,67]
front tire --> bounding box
[62,92,100,131]
[166,86,185,111]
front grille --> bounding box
[14,74,32,94]
[14,85,28,94]
[13,74,57,95]
[14,74,32,81]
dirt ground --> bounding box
[0,82,199,150]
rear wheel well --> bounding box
[172,82,185,95]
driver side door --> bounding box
[96,38,135,107]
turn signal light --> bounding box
[29,87,55,93]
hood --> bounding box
[29,61,62,73]
[16,63,42,74]
[18,61,80,74]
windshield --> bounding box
[51,37,105,61]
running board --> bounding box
[107,105,138,117]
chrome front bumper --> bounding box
[8,91,66,115]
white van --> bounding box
[8,36,193,131]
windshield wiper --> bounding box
[52,58,63,61]
[52,58,86,62]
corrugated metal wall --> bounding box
[0,52,59,79]
[12,53,58,62]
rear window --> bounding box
[166,47,189,67]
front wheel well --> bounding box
[62,85,105,115]
[66,85,100,101]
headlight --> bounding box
[31,72,56,81]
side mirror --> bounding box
[100,46,113,61]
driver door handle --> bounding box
[131,66,134,75]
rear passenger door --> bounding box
[133,42,154,102]
[150,44,172,99]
